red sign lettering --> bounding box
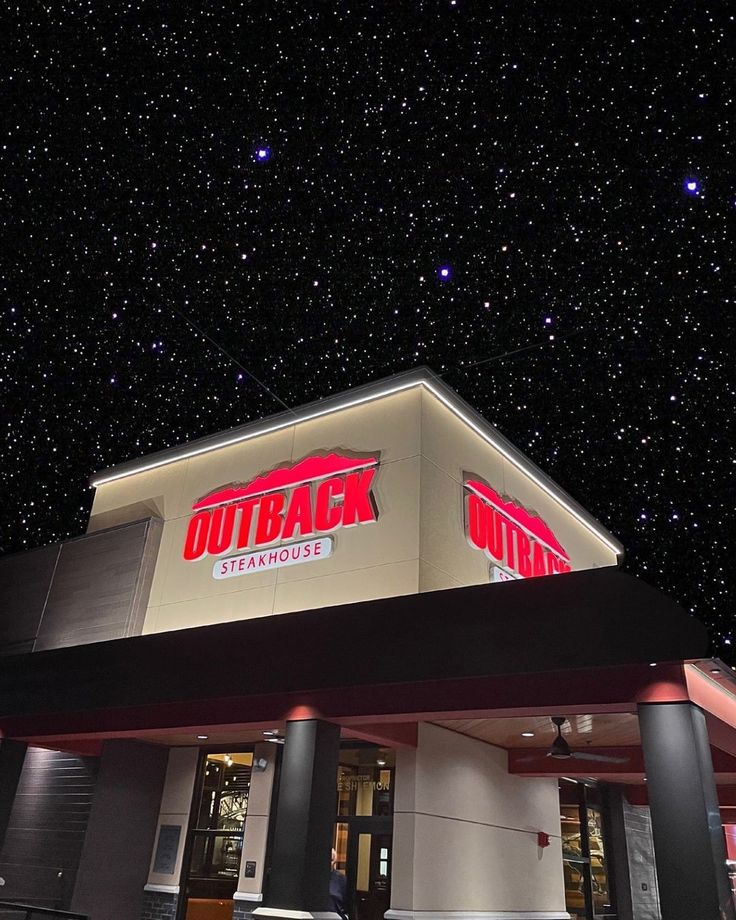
[465,478,570,580]
[183,453,379,565]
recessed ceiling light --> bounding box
[711,668,721,675]
[263,729,279,736]
[197,734,208,740]
[649,662,657,667]
[521,732,535,738]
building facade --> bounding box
[0,368,734,920]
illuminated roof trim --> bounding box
[89,367,624,559]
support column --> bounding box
[255,719,340,919]
[638,702,735,920]
[0,740,26,853]
[71,740,169,920]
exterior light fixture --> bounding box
[521,732,535,738]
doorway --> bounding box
[334,816,392,920]
[333,744,394,920]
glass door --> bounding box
[559,780,615,920]
[333,745,394,920]
[179,752,252,920]
[334,817,392,920]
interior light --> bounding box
[649,662,657,667]
[521,731,535,738]
[197,734,209,740]
[711,669,722,675]
[377,759,387,766]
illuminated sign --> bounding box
[183,453,379,577]
[464,478,571,579]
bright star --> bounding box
[684,177,700,195]
[255,147,271,162]
[437,264,453,281]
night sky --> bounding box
[2,4,734,659]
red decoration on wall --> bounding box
[193,453,378,510]
[537,831,550,848]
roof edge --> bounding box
[89,366,623,559]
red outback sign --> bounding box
[183,453,379,579]
[465,478,571,579]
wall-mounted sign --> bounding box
[183,453,379,578]
[152,824,181,875]
[464,477,571,579]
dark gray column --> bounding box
[70,740,169,920]
[0,740,27,852]
[638,702,734,920]
[258,719,340,916]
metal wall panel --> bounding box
[0,748,99,913]
[0,544,60,656]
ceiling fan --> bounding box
[519,717,629,764]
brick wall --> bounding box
[140,889,178,920]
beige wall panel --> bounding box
[272,559,419,615]
[420,390,505,489]
[145,583,277,634]
[145,518,179,609]
[246,743,277,817]
[389,812,416,910]
[89,459,190,530]
[148,516,279,611]
[409,812,566,912]
[418,560,463,594]
[502,460,619,571]
[290,387,421,467]
[237,814,270,898]
[180,426,296,521]
[414,724,562,832]
[275,455,421,584]
[391,725,566,914]
[418,457,489,588]
[393,747,417,814]
[160,747,199,814]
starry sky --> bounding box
[2,3,734,659]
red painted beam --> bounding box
[0,663,690,743]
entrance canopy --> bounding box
[1,567,729,762]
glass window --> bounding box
[337,748,394,817]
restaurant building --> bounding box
[0,367,734,920]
